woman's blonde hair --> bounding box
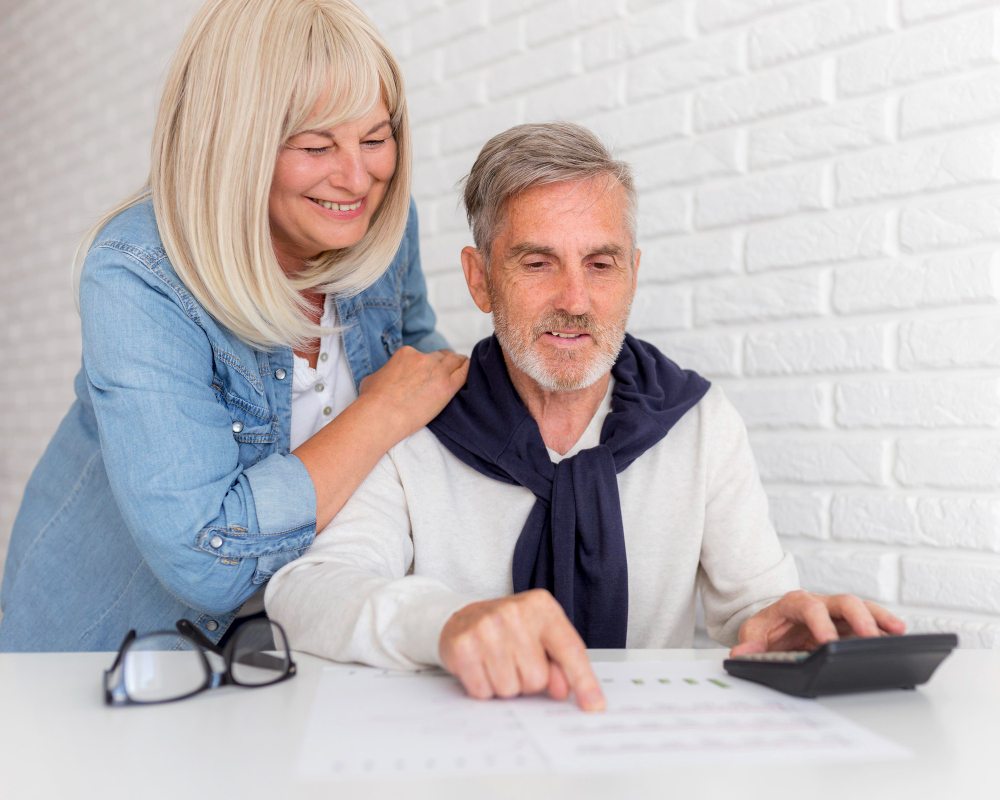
[77,0,411,350]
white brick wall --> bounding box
[2,0,999,647]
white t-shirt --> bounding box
[289,296,358,450]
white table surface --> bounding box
[1,647,998,800]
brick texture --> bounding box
[839,9,1000,97]
[2,0,999,643]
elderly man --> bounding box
[265,123,904,711]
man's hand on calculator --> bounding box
[731,590,907,657]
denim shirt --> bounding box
[0,197,448,652]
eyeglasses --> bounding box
[103,617,296,706]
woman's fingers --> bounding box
[359,347,469,438]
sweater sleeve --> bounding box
[695,386,799,646]
[264,448,474,668]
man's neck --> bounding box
[505,357,611,456]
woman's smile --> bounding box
[307,195,367,219]
[308,196,364,213]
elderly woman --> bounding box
[0,0,468,651]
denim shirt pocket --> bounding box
[362,299,403,361]
[211,382,277,466]
[381,317,402,358]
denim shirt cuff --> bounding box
[242,453,317,541]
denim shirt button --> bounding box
[274,368,287,380]
[205,620,219,632]
[209,535,223,549]
[231,421,244,434]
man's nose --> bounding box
[328,146,370,196]
[553,266,590,317]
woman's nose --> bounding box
[328,147,370,196]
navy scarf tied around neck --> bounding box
[427,334,710,648]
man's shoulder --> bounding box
[613,343,743,446]
[626,333,700,366]
[667,382,753,456]
[388,426,457,471]
[387,424,519,499]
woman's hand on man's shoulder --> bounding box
[359,347,470,441]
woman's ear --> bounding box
[461,246,492,313]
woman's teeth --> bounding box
[312,198,362,211]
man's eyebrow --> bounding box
[507,243,558,259]
[589,244,626,258]
[506,242,627,259]
[294,119,392,139]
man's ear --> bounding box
[461,246,492,313]
[632,247,641,291]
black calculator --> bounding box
[723,633,958,698]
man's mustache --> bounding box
[532,313,597,336]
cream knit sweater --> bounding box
[265,383,799,668]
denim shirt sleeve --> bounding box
[79,243,316,614]
[400,198,449,353]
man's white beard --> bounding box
[492,307,628,393]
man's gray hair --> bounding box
[461,122,637,259]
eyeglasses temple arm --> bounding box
[175,619,224,655]
[232,651,291,671]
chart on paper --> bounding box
[296,661,909,780]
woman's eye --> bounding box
[362,137,389,150]
[301,146,330,155]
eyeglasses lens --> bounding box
[230,619,290,686]
[123,633,207,702]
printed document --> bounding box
[296,660,909,779]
